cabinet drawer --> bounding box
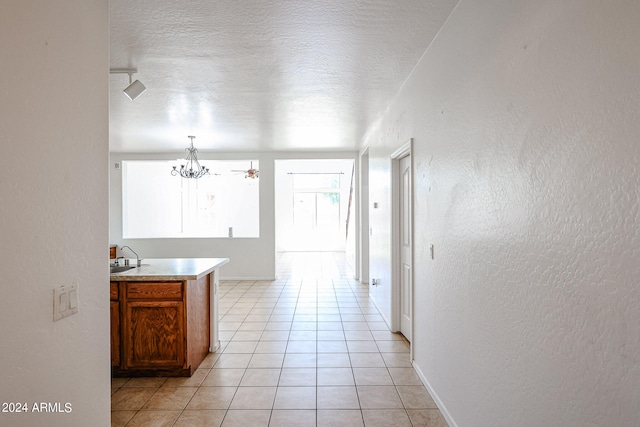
[126,282,183,300]
[110,282,119,300]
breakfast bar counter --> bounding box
[110,258,229,377]
[109,257,229,281]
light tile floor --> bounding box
[111,252,448,426]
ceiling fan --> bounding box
[231,161,259,179]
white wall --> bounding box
[110,151,356,279]
[0,1,110,426]
[364,0,640,426]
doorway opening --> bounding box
[275,159,356,268]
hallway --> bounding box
[111,252,447,426]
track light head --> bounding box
[110,68,147,101]
[123,79,146,101]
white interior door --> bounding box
[399,154,412,341]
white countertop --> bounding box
[109,258,229,281]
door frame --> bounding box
[390,139,413,348]
[359,147,370,285]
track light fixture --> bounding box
[110,68,147,101]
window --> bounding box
[122,160,259,238]
[292,173,341,231]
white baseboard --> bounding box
[219,277,277,281]
[412,360,458,427]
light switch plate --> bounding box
[53,284,78,321]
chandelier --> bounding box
[171,136,210,179]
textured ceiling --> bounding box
[109,0,458,153]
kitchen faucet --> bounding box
[120,245,142,267]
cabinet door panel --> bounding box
[124,301,185,369]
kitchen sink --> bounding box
[110,265,135,273]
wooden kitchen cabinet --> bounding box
[111,277,210,377]
[109,258,228,377]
